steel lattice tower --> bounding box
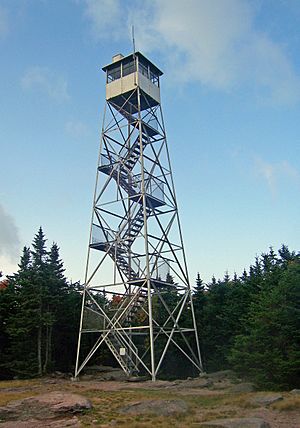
[75,52,202,381]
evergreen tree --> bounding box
[40,242,65,372]
[48,242,65,280]
[0,271,17,378]
[241,269,248,282]
[278,244,295,265]
[48,242,81,372]
[193,273,206,333]
[229,256,300,389]
[199,275,229,370]
[52,280,82,373]
[18,246,31,271]
[2,233,299,388]
[31,228,49,375]
[197,268,259,371]
[2,229,82,377]
[5,246,41,377]
[31,227,47,267]
[195,272,205,291]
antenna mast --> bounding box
[132,25,136,53]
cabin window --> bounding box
[106,57,159,85]
[149,68,159,86]
[107,64,121,82]
[122,59,136,77]
[139,62,149,78]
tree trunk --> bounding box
[43,325,48,374]
[37,326,42,376]
[43,324,52,373]
[48,325,52,370]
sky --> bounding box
[1,0,300,284]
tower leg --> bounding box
[147,278,156,381]
[74,287,86,378]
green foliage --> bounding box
[0,228,81,378]
[193,273,206,352]
[150,276,182,378]
[229,257,300,389]
[193,245,300,390]
[0,277,17,379]
[1,233,299,391]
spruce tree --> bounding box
[229,250,300,389]
[48,242,77,372]
[0,271,17,378]
[5,230,70,376]
[31,227,47,267]
[5,246,41,377]
[0,229,83,378]
[193,273,206,332]
[31,227,49,375]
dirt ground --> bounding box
[0,374,299,427]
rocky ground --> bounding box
[0,368,299,427]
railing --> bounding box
[144,117,158,131]
[91,224,142,278]
[100,153,116,168]
[91,224,115,246]
[99,152,165,203]
[151,258,170,282]
[134,174,164,202]
[138,62,159,86]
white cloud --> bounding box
[0,5,9,39]
[84,0,123,40]
[131,0,254,88]
[21,66,70,102]
[82,0,300,105]
[255,157,277,195]
[65,120,89,138]
[244,33,300,105]
[0,256,18,278]
[281,160,300,181]
[0,204,20,263]
[254,157,300,195]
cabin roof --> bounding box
[102,52,163,76]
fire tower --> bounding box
[75,52,202,380]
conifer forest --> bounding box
[0,227,299,390]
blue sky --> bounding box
[1,0,300,284]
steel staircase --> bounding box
[109,286,148,328]
[121,136,147,172]
[108,244,139,280]
[114,105,160,138]
[104,332,137,375]
[123,288,148,327]
[122,206,151,247]
[88,125,166,376]
[99,134,148,202]
[103,287,148,375]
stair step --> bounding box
[105,334,137,375]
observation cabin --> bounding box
[102,52,163,114]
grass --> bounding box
[0,391,38,407]
[79,389,193,427]
[0,378,299,426]
[0,381,262,426]
[0,379,43,406]
[271,396,300,411]
[0,379,39,389]
[221,392,260,409]
[77,389,246,426]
